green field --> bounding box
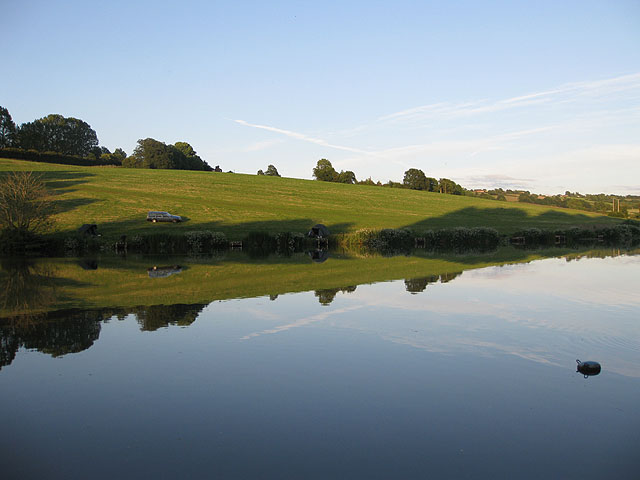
[0,158,620,241]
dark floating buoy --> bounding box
[576,359,601,378]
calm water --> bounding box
[1,251,639,479]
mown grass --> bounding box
[0,158,620,241]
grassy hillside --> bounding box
[0,158,619,240]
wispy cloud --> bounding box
[240,305,363,340]
[378,72,640,123]
[235,119,371,155]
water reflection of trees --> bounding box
[0,303,206,370]
[314,285,357,305]
[132,304,205,331]
[404,272,462,294]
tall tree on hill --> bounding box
[313,159,338,182]
[16,114,99,157]
[403,168,428,190]
[0,106,17,148]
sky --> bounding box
[2,0,639,194]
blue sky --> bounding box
[2,0,639,194]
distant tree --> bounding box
[88,146,103,160]
[0,171,55,236]
[425,176,438,192]
[16,114,98,156]
[403,168,428,190]
[438,178,464,195]
[337,170,356,184]
[313,159,338,182]
[0,106,17,148]
[265,164,280,177]
[358,177,376,186]
[257,169,265,175]
[113,148,127,161]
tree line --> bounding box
[0,106,211,171]
[311,159,464,196]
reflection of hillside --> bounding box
[0,303,206,370]
[1,246,636,319]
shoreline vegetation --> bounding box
[0,157,638,256]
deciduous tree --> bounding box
[403,168,428,190]
[0,171,55,236]
[16,114,99,157]
[313,159,338,182]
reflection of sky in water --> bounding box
[2,254,639,479]
[235,255,640,378]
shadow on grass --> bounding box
[403,206,615,233]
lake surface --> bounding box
[1,249,639,479]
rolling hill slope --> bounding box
[0,158,619,240]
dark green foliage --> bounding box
[123,138,211,171]
[184,231,228,253]
[403,168,428,190]
[0,147,119,166]
[16,114,99,157]
[274,231,306,252]
[265,165,280,177]
[257,169,265,175]
[0,106,17,148]
[313,159,338,182]
[343,227,500,252]
[243,231,277,257]
[431,227,500,250]
[337,170,357,184]
[438,178,464,195]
